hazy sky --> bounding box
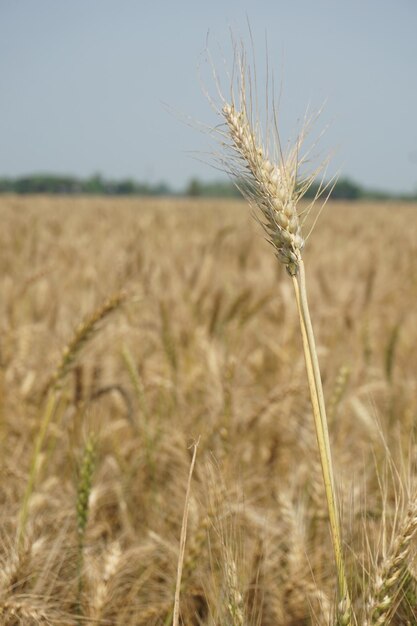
[1,0,416,193]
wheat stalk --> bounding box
[17,291,126,549]
[172,438,200,626]
[76,435,97,621]
[209,44,351,620]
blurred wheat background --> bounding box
[1,195,417,624]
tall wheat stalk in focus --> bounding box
[207,45,352,623]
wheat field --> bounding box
[1,195,417,625]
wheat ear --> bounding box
[222,103,305,277]
[217,57,351,619]
[44,290,127,393]
[224,547,245,626]
[367,496,417,625]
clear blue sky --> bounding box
[1,0,416,193]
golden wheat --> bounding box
[0,195,417,624]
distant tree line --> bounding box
[0,173,415,201]
[185,177,417,201]
[0,174,170,196]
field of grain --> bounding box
[1,195,417,625]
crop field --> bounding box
[1,195,417,625]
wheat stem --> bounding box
[17,389,58,549]
[172,438,200,626]
[76,435,96,623]
[292,261,350,614]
